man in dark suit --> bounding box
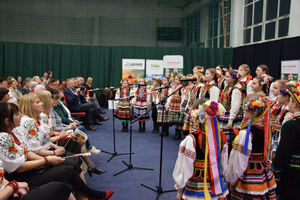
[64,78,101,131]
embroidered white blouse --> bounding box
[13,113,51,153]
[0,132,26,174]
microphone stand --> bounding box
[140,83,187,200]
[101,97,132,162]
[113,90,155,176]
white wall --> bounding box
[288,0,300,38]
[230,0,244,48]
[0,0,183,47]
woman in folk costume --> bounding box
[215,65,227,91]
[271,82,300,200]
[166,74,184,140]
[270,81,292,159]
[132,78,150,132]
[183,72,205,133]
[218,70,243,150]
[115,79,132,132]
[150,77,162,133]
[225,94,276,199]
[180,74,195,135]
[158,77,171,136]
[173,99,229,200]
[200,68,220,102]
[238,64,254,97]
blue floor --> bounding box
[85,108,181,200]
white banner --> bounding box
[281,60,300,81]
[146,59,164,80]
[163,55,183,69]
[122,59,145,70]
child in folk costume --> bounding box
[132,78,150,132]
[150,77,162,133]
[158,77,171,136]
[193,66,204,78]
[238,64,253,97]
[251,76,271,96]
[225,95,276,199]
[270,82,292,158]
[200,68,220,102]
[115,79,132,132]
[182,73,204,133]
[166,74,184,140]
[272,82,300,200]
[215,65,227,91]
[218,70,243,151]
[180,74,195,135]
[173,99,229,200]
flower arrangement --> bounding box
[198,66,204,73]
[232,70,240,79]
[243,97,268,111]
[260,74,273,86]
[191,100,225,124]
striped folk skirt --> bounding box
[157,105,168,124]
[133,100,150,122]
[168,96,182,125]
[114,102,131,122]
[183,160,228,200]
[218,112,243,145]
[230,153,277,200]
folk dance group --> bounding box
[114,64,300,200]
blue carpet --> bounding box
[85,108,182,200]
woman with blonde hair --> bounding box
[238,64,254,98]
[14,93,65,156]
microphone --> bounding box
[130,83,146,87]
[88,88,101,92]
[153,85,169,91]
[180,78,197,82]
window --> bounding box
[243,0,290,44]
[208,0,231,48]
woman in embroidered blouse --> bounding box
[200,68,220,102]
[15,93,66,157]
[0,102,113,200]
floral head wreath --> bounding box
[241,96,271,160]
[286,81,300,105]
[231,70,240,79]
[260,74,273,86]
[191,100,225,124]
[279,85,289,96]
[198,66,204,73]
[243,97,268,113]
